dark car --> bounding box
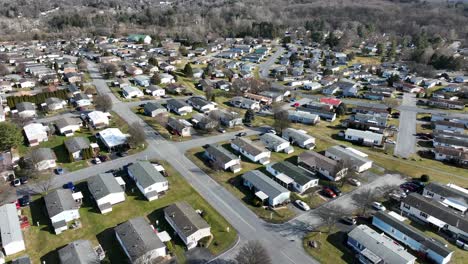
[19,177,28,184]
[55,167,64,175]
[322,187,336,198]
[329,186,342,196]
[117,152,128,157]
[64,182,76,191]
[18,195,30,207]
[236,132,247,137]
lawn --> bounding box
[186,144,298,223]
[303,228,353,264]
[12,160,237,264]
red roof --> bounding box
[320,97,342,106]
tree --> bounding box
[420,174,430,182]
[336,103,347,117]
[151,73,161,85]
[316,204,346,233]
[76,57,87,72]
[127,122,146,148]
[179,46,188,56]
[272,106,290,134]
[205,86,215,102]
[235,240,271,264]
[352,185,395,216]
[94,94,113,112]
[382,98,400,110]
[101,63,118,78]
[183,63,193,78]
[148,57,158,66]
[244,109,255,123]
[0,64,9,76]
[376,43,385,56]
[0,123,23,152]
[15,63,26,74]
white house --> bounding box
[115,217,167,263]
[97,128,129,149]
[0,204,26,256]
[344,128,384,146]
[260,133,294,154]
[325,145,373,173]
[204,144,241,173]
[166,99,193,116]
[88,173,126,214]
[160,73,175,84]
[298,151,348,181]
[86,111,110,128]
[145,85,165,97]
[73,93,92,107]
[30,148,56,171]
[266,161,319,194]
[122,86,144,99]
[282,128,316,149]
[231,137,271,165]
[54,117,82,137]
[44,189,82,234]
[23,123,48,146]
[164,202,212,250]
[242,170,291,207]
[187,97,217,113]
[422,182,468,214]
[16,102,36,118]
[127,161,169,201]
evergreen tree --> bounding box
[151,73,161,85]
[183,63,193,78]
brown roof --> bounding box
[231,137,267,156]
[298,151,341,174]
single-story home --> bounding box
[0,204,26,256]
[242,170,291,207]
[55,117,82,137]
[204,144,241,173]
[58,240,99,264]
[325,145,373,173]
[127,161,169,201]
[30,148,57,171]
[298,151,348,181]
[64,137,91,160]
[344,128,384,146]
[266,161,319,194]
[166,99,193,116]
[88,173,126,214]
[260,133,294,154]
[23,123,48,146]
[44,189,82,234]
[231,137,271,165]
[96,128,129,149]
[144,102,167,117]
[281,128,316,149]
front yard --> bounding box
[11,160,237,264]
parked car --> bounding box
[18,195,30,207]
[117,152,128,157]
[236,132,247,137]
[329,186,342,196]
[55,167,64,175]
[342,216,357,225]
[64,182,76,191]
[349,178,361,186]
[322,187,336,198]
[93,157,102,164]
[456,236,468,251]
[385,139,396,145]
[19,177,28,184]
[372,202,386,211]
[12,179,21,187]
[295,200,310,211]
[218,128,226,133]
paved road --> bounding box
[259,47,285,78]
[394,93,417,158]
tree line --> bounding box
[6,89,69,108]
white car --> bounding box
[349,178,361,186]
[295,200,310,211]
[93,157,102,165]
[372,202,386,211]
[385,139,396,145]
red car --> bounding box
[293,102,300,107]
[322,187,336,198]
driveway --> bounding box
[394,93,417,158]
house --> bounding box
[433,135,468,150]
[159,73,175,84]
[44,189,82,234]
[10,255,31,264]
[260,133,294,154]
[192,113,218,131]
[281,128,315,149]
[144,102,167,117]
[16,102,36,118]
[55,117,82,137]
[125,65,143,76]
[428,98,465,110]
[400,193,468,238]
[64,72,82,83]
[30,148,56,171]
[353,106,389,116]
[23,123,48,146]
[204,144,241,173]
[347,225,416,264]
[64,137,91,160]
[165,83,186,95]
[86,111,110,128]
[320,97,342,108]
[259,91,284,103]
[73,93,92,107]
[164,202,211,250]
[433,120,466,133]
[230,97,260,111]
[133,75,150,87]
[211,110,242,128]
[58,240,99,264]
[159,63,176,73]
[298,151,348,181]
[423,182,468,213]
[128,34,152,44]
[242,170,291,207]
[288,110,321,125]
[166,99,193,116]
[97,128,128,150]
[433,146,468,165]
[167,117,192,137]
[187,97,217,113]
[127,161,169,201]
[454,76,468,83]
[88,173,125,214]
[344,128,384,146]
[244,93,272,105]
[352,113,388,127]
[45,97,66,111]
[266,161,319,194]
[122,86,144,99]
[115,217,166,264]
[231,137,271,165]
[145,85,165,97]
[298,107,336,121]
[325,145,373,173]
[0,204,25,256]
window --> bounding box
[420,212,428,218]
[391,228,395,233]
[403,204,410,210]
[426,191,434,197]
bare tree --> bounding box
[235,240,271,264]
[315,204,347,233]
[127,122,147,148]
[352,184,396,216]
[0,64,9,76]
[35,173,55,194]
[94,94,113,112]
[272,105,290,134]
[382,98,400,109]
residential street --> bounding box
[394,93,417,158]
[259,47,285,78]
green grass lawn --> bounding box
[186,143,300,223]
[12,160,237,264]
[303,228,353,264]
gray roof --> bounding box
[115,217,165,262]
[44,189,80,218]
[73,92,88,101]
[11,256,31,264]
[434,136,468,148]
[353,113,387,126]
[402,193,468,232]
[424,182,468,206]
[298,151,341,175]
[260,133,288,148]
[45,97,63,105]
[58,239,99,264]
[16,102,35,112]
[282,128,315,143]
[0,204,24,248]
[205,144,239,165]
[270,161,318,185]
[146,85,163,92]
[127,161,167,189]
[64,137,91,153]
[30,147,56,162]
[231,137,268,156]
[348,225,416,264]
[242,170,289,199]
[325,145,370,167]
[167,98,189,109]
[55,117,82,130]
[188,96,211,108]
[87,173,123,201]
[373,212,452,258]
[164,201,210,238]
[144,102,166,113]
